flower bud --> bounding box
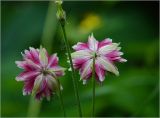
[55,0,66,26]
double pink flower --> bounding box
[71,34,127,84]
[15,47,65,100]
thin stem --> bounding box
[57,79,66,117]
[60,23,82,117]
[92,54,96,117]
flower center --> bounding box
[41,67,49,76]
[92,51,100,59]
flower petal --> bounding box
[23,47,40,64]
[25,58,41,70]
[98,38,112,49]
[47,54,58,68]
[35,77,52,100]
[29,47,40,64]
[72,56,90,69]
[35,87,52,101]
[16,71,40,81]
[88,33,98,51]
[97,56,119,76]
[32,74,44,95]
[39,46,48,67]
[119,58,127,62]
[49,66,66,77]
[23,79,35,95]
[46,75,59,91]
[72,42,89,51]
[106,50,123,57]
[98,43,120,55]
[105,50,127,63]
[95,61,105,82]
[71,50,92,59]
[80,59,93,80]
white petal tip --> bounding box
[23,92,27,96]
[91,32,94,37]
[72,45,76,49]
[68,68,72,71]
[99,78,105,82]
[107,38,112,41]
[67,60,70,63]
[15,61,19,64]
[15,77,21,81]
[46,96,51,101]
[83,80,87,85]
[115,72,119,76]
[29,47,34,50]
[60,85,63,90]
[23,90,31,96]
[120,59,127,62]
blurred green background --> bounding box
[1,1,159,117]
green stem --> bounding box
[57,79,66,117]
[92,54,96,117]
[27,96,41,117]
[60,23,82,117]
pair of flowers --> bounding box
[15,34,127,100]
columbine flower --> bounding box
[71,34,127,84]
[15,46,65,100]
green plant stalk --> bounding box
[92,53,96,117]
[60,23,82,117]
[27,1,58,117]
[57,79,66,117]
[27,96,41,117]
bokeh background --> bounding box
[1,1,159,117]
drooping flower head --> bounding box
[15,46,65,100]
[71,34,127,84]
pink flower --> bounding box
[15,46,65,100]
[71,34,127,84]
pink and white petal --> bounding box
[72,42,89,51]
[72,57,90,69]
[80,59,93,80]
[97,56,119,76]
[105,50,123,58]
[15,61,38,71]
[82,72,92,81]
[23,79,35,95]
[32,74,44,95]
[46,75,58,91]
[35,88,46,100]
[47,54,58,68]
[95,61,105,82]
[117,58,127,62]
[16,61,29,70]
[98,38,112,49]
[29,47,40,64]
[71,50,92,59]
[24,49,32,59]
[25,58,41,70]
[35,87,52,100]
[88,34,98,51]
[98,43,120,55]
[35,78,52,100]
[107,55,127,63]
[16,71,40,81]
[49,66,66,77]
[39,47,48,67]
[109,56,121,61]
[44,88,52,101]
